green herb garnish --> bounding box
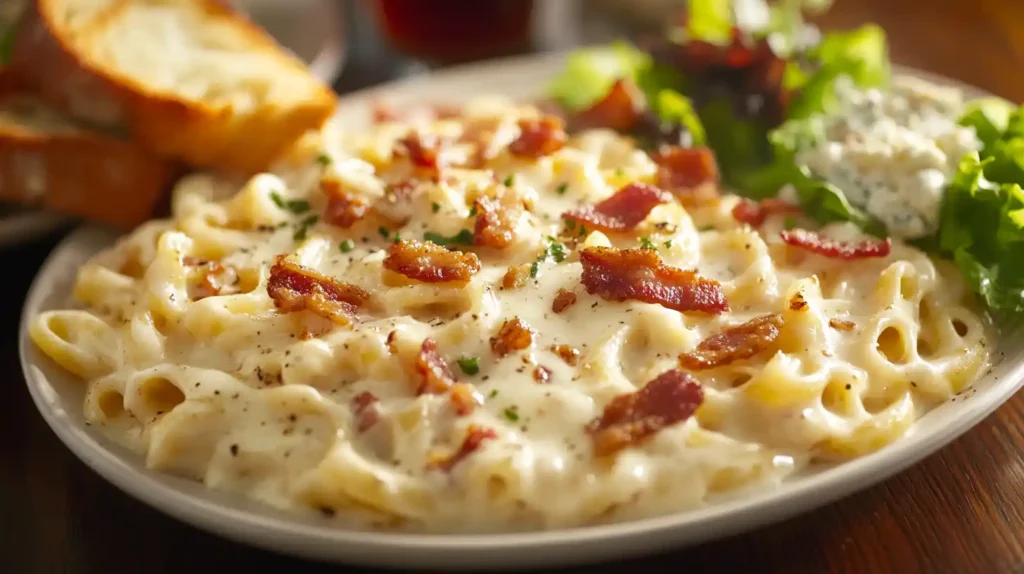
[339,239,355,253]
[424,229,475,246]
[378,226,391,240]
[556,183,568,195]
[639,236,657,250]
[293,215,319,241]
[457,357,480,376]
[432,202,442,213]
[316,153,332,167]
[503,407,520,422]
[503,174,515,187]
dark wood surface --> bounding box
[4,2,1024,572]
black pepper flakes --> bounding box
[230,444,239,456]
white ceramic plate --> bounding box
[18,52,1024,571]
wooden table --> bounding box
[4,2,1024,572]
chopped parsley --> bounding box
[488,389,499,398]
[529,261,540,278]
[784,216,798,230]
[378,226,391,240]
[699,225,716,232]
[503,407,520,422]
[424,229,474,246]
[555,183,568,195]
[503,174,515,187]
[392,232,402,243]
[339,239,355,253]
[431,202,441,213]
[469,205,478,217]
[664,239,673,248]
[545,237,567,262]
[270,191,311,215]
[316,153,332,167]
[293,215,319,241]
[457,357,480,376]
[639,236,657,250]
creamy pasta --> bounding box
[30,96,991,532]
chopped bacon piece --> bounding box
[731,198,802,227]
[562,183,673,233]
[789,292,808,311]
[449,382,482,416]
[679,314,784,370]
[384,239,481,284]
[586,369,703,456]
[651,146,720,202]
[552,289,577,313]
[490,317,534,357]
[509,116,568,158]
[579,247,728,314]
[430,424,498,472]
[191,262,238,300]
[829,318,856,331]
[502,264,532,290]
[780,229,892,260]
[267,256,370,325]
[574,79,644,132]
[321,178,370,228]
[351,391,380,432]
[533,366,551,384]
[394,131,451,171]
[550,344,581,367]
[414,338,458,395]
[474,197,519,248]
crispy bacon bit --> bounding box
[490,317,535,357]
[731,198,802,227]
[574,79,644,132]
[533,366,552,384]
[182,256,208,266]
[192,262,238,300]
[394,131,451,171]
[550,344,581,367]
[509,116,568,158]
[502,264,532,290]
[780,229,892,260]
[267,256,370,325]
[351,391,380,432]
[384,239,481,284]
[829,318,856,331]
[474,197,519,248]
[414,338,458,395]
[449,383,482,416]
[586,369,704,456]
[563,183,673,233]
[431,424,498,472]
[679,314,784,370]
[651,146,720,201]
[552,289,577,313]
[321,178,370,228]
[789,292,808,311]
[579,247,729,314]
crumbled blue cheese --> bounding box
[795,76,981,239]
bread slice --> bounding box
[10,0,338,175]
[0,73,178,228]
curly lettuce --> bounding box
[936,102,1024,316]
[545,42,652,112]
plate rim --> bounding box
[17,51,1024,568]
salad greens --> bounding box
[937,105,1024,316]
[546,0,1024,316]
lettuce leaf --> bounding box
[786,24,889,120]
[655,89,707,147]
[545,42,651,111]
[938,152,1024,315]
[0,26,14,65]
[959,97,1014,152]
[687,0,733,45]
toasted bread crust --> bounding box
[10,0,338,175]
[0,93,177,228]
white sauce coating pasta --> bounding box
[30,96,992,533]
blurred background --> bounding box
[240,0,1024,102]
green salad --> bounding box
[547,0,1024,317]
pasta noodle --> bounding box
[29,97,992,532]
